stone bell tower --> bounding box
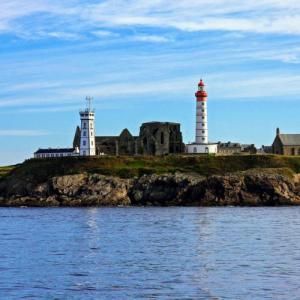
[80,96,96,156]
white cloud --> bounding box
[2,0,300,37]
[131,34,171,43]
[1,70,300,114]
[80,0,300,35]
[44,31,82,40]
[92,30,119,37]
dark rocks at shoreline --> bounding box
[129,173,300,206]
[0,174,131,207]
[0,172,300,207]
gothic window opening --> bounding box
[161,132,165,144]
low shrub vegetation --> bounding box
[2,155,300,183]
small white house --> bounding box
[186,143,218,154]
[34,147,79,159]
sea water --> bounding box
[0,207,300,299]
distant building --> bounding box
[241,144,257,154]
[34,148,79,158]
[186,79,218,154]
[272,128,300,155]
[218,142,242,155]
[73,122,184,156]
[218,142,257,155]
[260,145,273,154]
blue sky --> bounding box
[1,0,300,165]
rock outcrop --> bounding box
[129,173,300,206]
[0,172,300,207]
[0,174,131,207]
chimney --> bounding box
[276,128,280,135]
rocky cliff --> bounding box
[0,171,300,207]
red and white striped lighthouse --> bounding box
[195,79,208,144]
[186,79,218,154]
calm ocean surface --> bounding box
[0,207,300,300]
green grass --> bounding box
[2,154,300,184]
[0,166,16,180]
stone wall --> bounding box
[139,122,183,156]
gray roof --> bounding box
[35,148,75,154]
[218,142,241,148]
[278,134,300,146]
[141,121,180,126]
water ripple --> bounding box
[0,207,300,299]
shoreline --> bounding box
[1,156,300,207]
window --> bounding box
[91,132,93,136]
[60,153,63,157]
[193,147,197,153]
[83,122,86,129]
[83,141,86,146]
[56,154,59,157]
[83,151,86,156]
[160,132,164,144]
[291,148,296,155]
[91,141,94,146]
[298,149,300,155]
[83,131,86,137]
[202,130,205,134]
[202,138,205,141]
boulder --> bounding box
[51,174,132,206]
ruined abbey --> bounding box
[73,122,184,156]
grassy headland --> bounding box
[1,155,300,184]
[0,166,16,180]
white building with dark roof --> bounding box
[34,148,79,159]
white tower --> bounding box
[196,79,208,144]
[80,96,96,156]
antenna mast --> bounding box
[86,96,93,111]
